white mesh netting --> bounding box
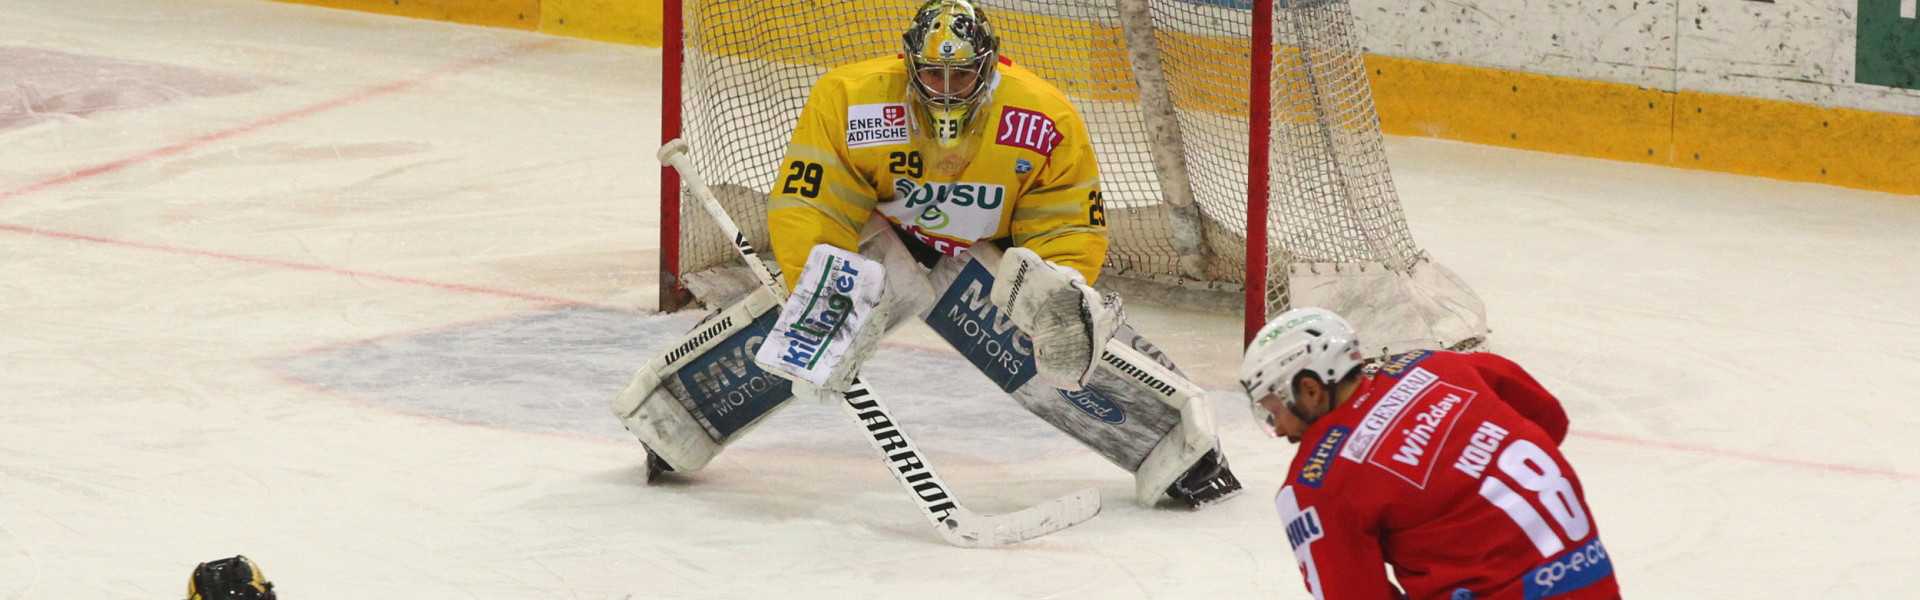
[667,0,1487,353]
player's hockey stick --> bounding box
[657,139,1100,547]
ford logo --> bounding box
[1059,389,1124,424]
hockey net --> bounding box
[661,0,1488,356]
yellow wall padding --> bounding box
[542,0,661,46]
[267,0,540,30]
[1674,91,1920,196]
[1371,55,1920,196]
[1369,55,1674,166]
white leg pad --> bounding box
[856,219,939,329]
[1099,342,1219,506]
[612,365,725,472]
[611,286,786,472]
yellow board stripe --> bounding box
[541,0,663,46]
[263,0,539,30]
[1371,54,1920,196]
[1674,91,1920,195]
[1369,56,1675,166]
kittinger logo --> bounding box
[996,106,1063,156]
[848,103,911,149]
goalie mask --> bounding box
[902,0,998,149]
[187,555,276,600]
[1240,308,1364,431]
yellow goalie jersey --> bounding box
[766,56,1107,290]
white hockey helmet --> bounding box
[1239,308,1365,420]
[902,0,998,148]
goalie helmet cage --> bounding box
[659,0,1489,357]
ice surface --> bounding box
[2,0,1916,598]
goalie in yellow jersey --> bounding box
[766,0,1107,289]
[621,0,1240,510]
[767,0,1239,510]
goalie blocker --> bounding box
[754,244,892,393]
[613,228,1241,508]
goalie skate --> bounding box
[1164,448,1242,509]
[644,444,675,484]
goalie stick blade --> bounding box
[939,487,1101,548]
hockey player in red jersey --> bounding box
[1240,308,1620,600]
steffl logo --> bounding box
[996,106,1063,156]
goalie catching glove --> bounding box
[991,247,1123,390]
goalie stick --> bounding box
[658,138,1100,547]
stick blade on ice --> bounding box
[940,487,1101,548]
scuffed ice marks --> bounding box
[274,305,1083,461]
[0,47,268,131]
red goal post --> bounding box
[660,0,1487,357]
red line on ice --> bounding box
[0,39,619,307]
[0,40,557,203]
[0,223,594,306]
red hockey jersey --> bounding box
[1276,350,1620,600]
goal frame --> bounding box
[660,0,690,313]
[657,0,1488,353]
[1246,0,1273,345]
[657,0,1276,340]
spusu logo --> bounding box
[914,206,950,231]
[893,179,1006,210]
[1059,389,1124,424]
[882,179,1009,256]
